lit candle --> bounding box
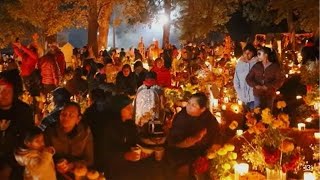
[234,163,249,180]
[221,104,227,110]
[236,129,243,136]
[304,172,315,180]
[276,91,280,95]
[224,97,229,103]
[213,99,219,108]
[297,123,306,131]
[306,117,313,123]
[314,132,320,139]
[285,74,289,78]
[237,100,243,106]
[296,95,302,100]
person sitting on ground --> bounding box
[15,127,56,180]
[133,61,148,87]
[151,58,171,87]
[45,102,93,172]
[166,92,221,180]
[115,64,137,96]
[65,68,88,96]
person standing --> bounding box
[233,44,258,111]
[246,47,285,110]
[12,41,39,96]
[38,50,61,95]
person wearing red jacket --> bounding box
[38,51,61,95]
[50,44,66,75]
[151,58,172,87]
[13,42,39,93]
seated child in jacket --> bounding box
[15,126,56,180]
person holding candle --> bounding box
[246,47,285,111]
[166,92,221,179]
[233,43,258,111]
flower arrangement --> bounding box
[241,101,304,174]
[207,144,238,179]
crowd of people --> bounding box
[0,34,318,180]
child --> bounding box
[14,126,56,180]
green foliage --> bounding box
[242,0,276,26]
[6,0,86,36]
[242,0,319,33]
[0,0,36,48]
[177,0,239,41]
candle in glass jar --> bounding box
[304,172,315,180]
[314,132,320,139]
[297,123,306,131]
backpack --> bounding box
[134,84,165,136]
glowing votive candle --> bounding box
[304,172,315,180]
[234,163,249,180]
[298,123,306,131]
[221,104,227,110]
[285,74,289,78]
[296,95,302,100]
[306,117,313,123]
[213,99,219,108]
[224,97,229,103]
[276,91,280,95]
[237,100,243,106]
[314,132,320,139]
[236,129,243,136]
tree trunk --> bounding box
[98,4,112,51]
[287,9,295,51]
[162,0,171,48]
[113,25,116,48]
[88,0,99,56]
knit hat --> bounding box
[111,94,132,112]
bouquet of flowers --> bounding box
[241,101,304,173]
[207,144,238,180]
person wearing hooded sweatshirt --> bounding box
[39,87,71,131]
[151,58,171,87]
[103,95,164,180]
[14,126,56,180]
[233,44,258,111]
[82,89,111,171]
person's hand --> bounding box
[261,85,268,90]
[193,128,207,143]
[124,151,140,161]
[140,151,151,159]
[12,42,21,49]
[43,146,55,154]
[255,85,262,90]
